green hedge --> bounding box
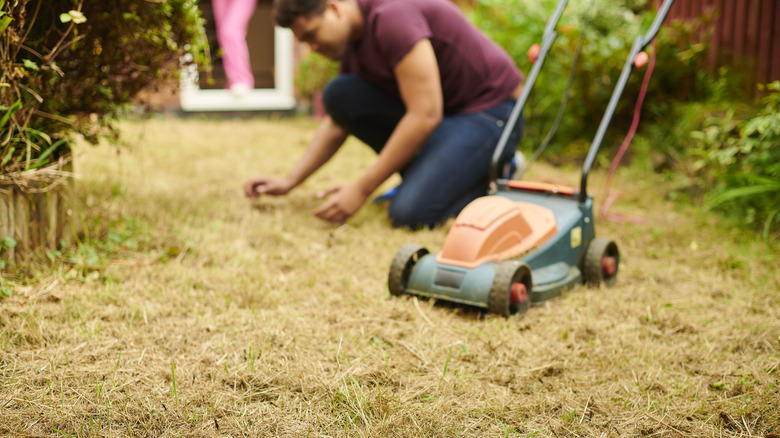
[692,82,780,238]
[468,0,777,238]
[1,0,209,174]
[463,0,721,156]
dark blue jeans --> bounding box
[323,74,523,228]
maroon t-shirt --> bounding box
[341,0,523,115]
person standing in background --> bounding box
[213,0,258,95]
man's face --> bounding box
[290,0,351,60]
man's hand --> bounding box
[245,117,350,201]
[244,177,293,198]
[313,182,370,224]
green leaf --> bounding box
[24,127,53,145]
[0,99,21,131]
[1,146,14,167]
[732,172,780,186]
[2,236,17,249]
[763,207,780,239]
[70,10,86,23]
[0,16,12,35]
[60,10,86,24]
[29,138,67,170]
[23,59,39,71]
[707,183,780,208]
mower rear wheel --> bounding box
[584,237,620,287]
[388,243,429,296]
[488,261,532,317]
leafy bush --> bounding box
[690,82,780,238]
[465,0,777,241]
[462,0,737,159]
[294,51,338,100]
[465,0,644,154]
[1,0,209,174]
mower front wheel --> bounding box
[488,261,532,317]
[584,237,620,287]
[388,243,428,296]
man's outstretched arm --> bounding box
[245,115,349,198]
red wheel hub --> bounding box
[602,257,617,276]
[510,283,527,303]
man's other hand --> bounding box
[244,177,293,198]
[313,182,370,223]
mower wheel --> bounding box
[488,261,532,317]
[388,243,429,296]
[584,237,620,287]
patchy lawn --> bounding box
[1,116,778,437]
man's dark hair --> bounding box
[273,0,328,27]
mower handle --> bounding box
[488,0,569,192]
[578,0,674,203]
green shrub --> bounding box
[465,0,647,155]
[465,0,776,240]
[462,0,741,160]
[1,0,209,174]
[294,51,338,100]
[690,82,780,238]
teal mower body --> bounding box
[388,182,618,317]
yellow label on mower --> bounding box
[571,227,582,248]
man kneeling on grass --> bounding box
[244,0,524,228]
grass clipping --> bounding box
[0,117,778,437]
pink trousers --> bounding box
[212,0,258,89]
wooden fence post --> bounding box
[0,158,73,263]
[0,187,14,261]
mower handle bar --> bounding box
[578,0,674,203]
[488,0,569,191]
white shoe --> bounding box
[513,151,526,178]
[230,83,251,97]
[502,151,527,180]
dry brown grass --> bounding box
[1,116,778,437]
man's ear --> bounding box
[325,0,343,18]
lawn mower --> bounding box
[388,0,674,317]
